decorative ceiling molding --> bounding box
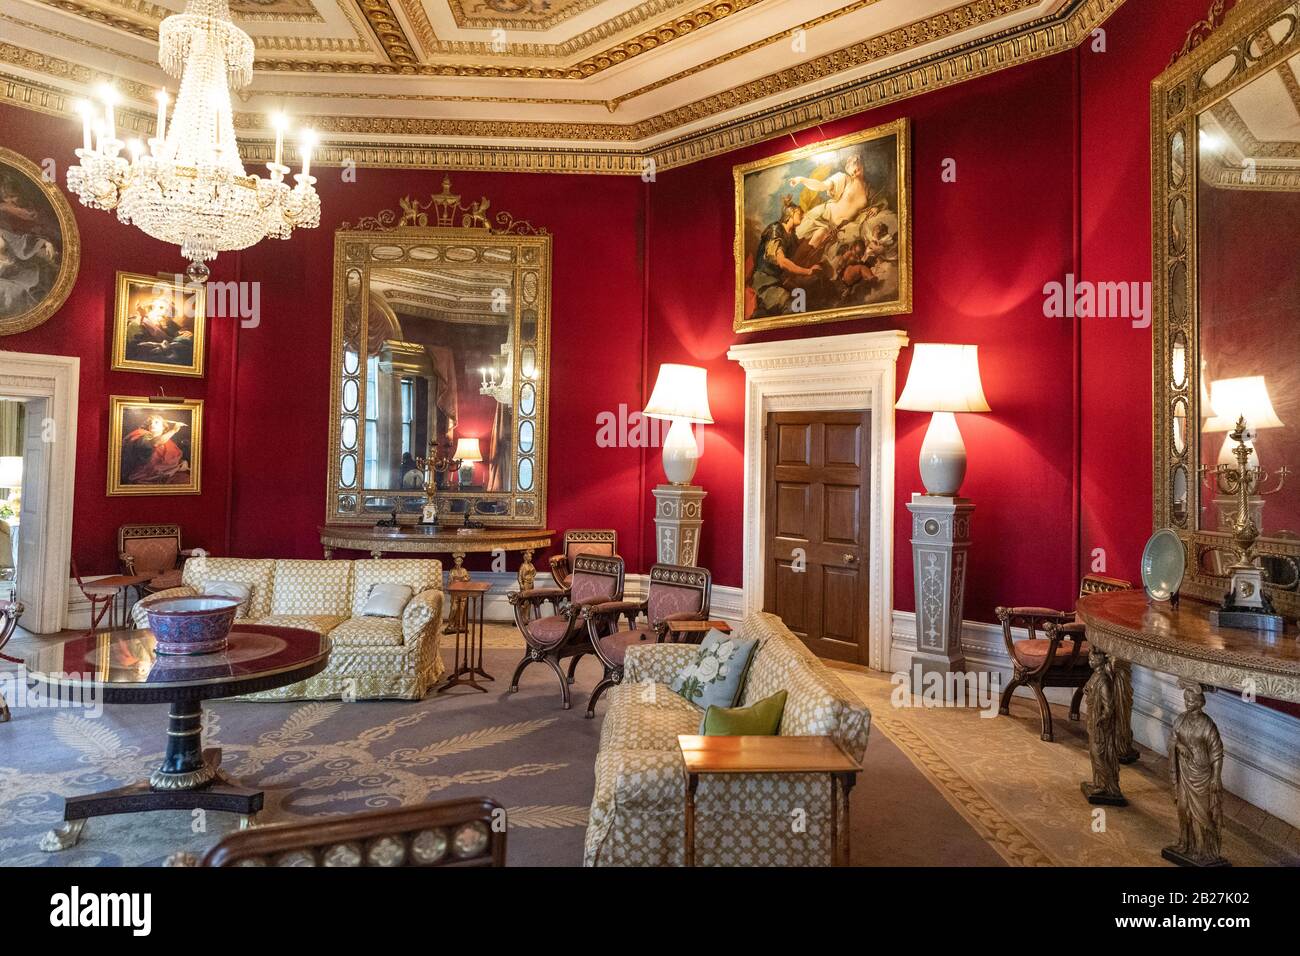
[445,0,603,32]
[0,0,1125,174]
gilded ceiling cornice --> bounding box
[0,0,1128,175]
[445,0,604,32]
[262,0,761,77]
[26,0,374,53]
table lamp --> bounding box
[1203,376,1284,470]
[643,363,714,484]
[898,344,990,687]
[644,363,713,566]
[895,343,991,496]
[452,437,483,488]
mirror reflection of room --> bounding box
[363,266,515,495]
[1196,47,1300,541]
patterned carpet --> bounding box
[0,640,600,866]
[0,626,1007,867]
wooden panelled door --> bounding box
[763,411,871,664]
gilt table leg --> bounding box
[1114,658,1140,764]
[1080,649,1128,807]
[1162,681,1230,867]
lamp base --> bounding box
[652,484,705,567]
[917,411,968,497]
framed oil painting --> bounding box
[107,396,203,496]
[112,271,207,376]
[0,147,81,336]
[733,118,911,333]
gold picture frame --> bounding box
[111,271,207,377]
[0,146,81,336]
[733,117,912,333]
[107,396,203,496]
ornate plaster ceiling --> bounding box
[0,0,1123,171]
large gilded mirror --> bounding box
[328,178,550,527]
[1154,0,1300,612]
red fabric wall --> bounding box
[0,100,648,572]
[1077,0,1230,586]
[644,56,1081,621]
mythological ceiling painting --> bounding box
[0,0,1121,171]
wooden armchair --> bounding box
[508,553,624,710]
[172,797,506,867]
[581,563,717,719]
[995,574,1132,743]
[539,530,617,609]
[119,524,200,594]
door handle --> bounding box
[843,553,858,564]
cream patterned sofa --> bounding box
[132,556,445,700]
[583,612,871,867]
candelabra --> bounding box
[1210,417,1284,631]
[65,0,320,280]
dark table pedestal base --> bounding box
[41,701,264,852]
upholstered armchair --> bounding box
[119,524,199,594]
[995,573,1132,743]
[581,563,713,719]
[508,553,624,710]
[539,529,617,610]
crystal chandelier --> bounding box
[66,0,320,280]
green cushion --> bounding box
[700,690,788,736]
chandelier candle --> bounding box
[65,0,321,280]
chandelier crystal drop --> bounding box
[66,0,320,280]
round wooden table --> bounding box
[20,624,330,851]
[1076,589,1300,866]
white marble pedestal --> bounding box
[652,484,706,567]
[907,493,974,681]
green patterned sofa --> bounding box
[131,556,445,700]
[583,612,871,866]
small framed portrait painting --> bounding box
[107,396,203,496]
[112,271,207,377]
[733,117,912,333]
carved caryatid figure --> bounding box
[1081,648,1126,805]
[1112,658,1140,763]
[1164,682,1226,866]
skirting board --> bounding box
[63,574,747,632]
[890,609,1300,830]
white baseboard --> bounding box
[890,609,1300,830]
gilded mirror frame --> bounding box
[1152,0,1300,613]
[327,178,551,528]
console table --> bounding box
[318,525,553,590]
[1076,588,1300,867]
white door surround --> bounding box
[727,330,908,671]
[0,351,79,633]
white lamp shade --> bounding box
[453,438,483,462]
[0,457,21,488]
[896,344,992,413]
[643,364,714,424]
[1202,376,1284,433]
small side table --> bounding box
[660,619,731,643]
[678,734,861,866]
[439,581,493,693]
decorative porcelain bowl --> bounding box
[145,596,242,656]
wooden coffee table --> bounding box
[19,624,330,851]
[677,734,861,866]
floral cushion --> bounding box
[668,628,756,710]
